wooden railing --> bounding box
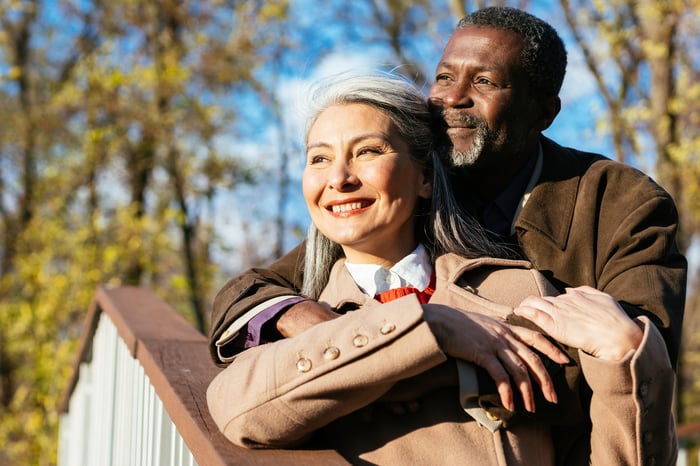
[58,285,349,466]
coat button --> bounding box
[380,323,396,335]
[486,411,501,422]
[296,357,312,373]
[639,381,649,397]
[323,346,341,360]
[643,431,653,444]
[353,334,369,347]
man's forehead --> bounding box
[446,25,523,47]
[439,26,524,65]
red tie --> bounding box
[374,273,435,304]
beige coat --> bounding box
[207,254,677,465]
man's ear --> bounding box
[539,96,561,131]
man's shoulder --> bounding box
[541,136,610,171]
[540,136,667,193]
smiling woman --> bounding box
[303,102,432,267]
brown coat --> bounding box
[207,255,677,465]
[208,137,687,368]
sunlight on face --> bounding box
[303,103,432,266]
[428,26,541,171]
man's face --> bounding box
[428,26,544,171]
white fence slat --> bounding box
[58,312,199,466]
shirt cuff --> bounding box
[216,296,307,362]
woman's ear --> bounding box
[418,171,433,199]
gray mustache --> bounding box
[440,110,484,127]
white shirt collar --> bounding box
[344,244,433,297]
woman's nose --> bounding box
[328,160,359,191]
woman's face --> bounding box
[303,103,432,266]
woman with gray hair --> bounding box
[207,74,675,465]
[300,73,513,299]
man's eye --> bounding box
[435,74,452,84]
[476,77,497,86]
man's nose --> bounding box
[433,81,472,108]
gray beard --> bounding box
[450,123,488,168]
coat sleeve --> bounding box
[596,176,686,368]
[208,242,307,366]
[206,294,446,449]
[518,151,687,369]
[582,316,677,466]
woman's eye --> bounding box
[308,154,328,164]
[357,146,384,156]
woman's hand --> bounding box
[514,286,643,362]
[423,304,568,413]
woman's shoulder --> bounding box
[434,253,558,306]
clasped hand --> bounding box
[514,285,643,362]
[422,304,567,413]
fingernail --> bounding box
[550,390,558,404]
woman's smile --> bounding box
[325,199,374,216]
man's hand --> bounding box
[514,286,643,361]
[276,300,340,338]
[423,304,568,413]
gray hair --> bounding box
[458,7,567,99]
[304,74,433,168]
[302,74,514,299]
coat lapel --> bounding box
[318,259,376,310]
[514,137,585,251]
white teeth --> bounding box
[331,202,365,213]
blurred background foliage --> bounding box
[0,0,697,464]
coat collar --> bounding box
[318,254,534,309]
[434,254,533,285]
[319,260,376,310]
[513,137,585,251]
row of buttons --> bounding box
[295,322,398,373]
[639,378,655,465]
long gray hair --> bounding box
[301,74,513,299]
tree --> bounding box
[0,1,289,463]
[559,0,700,251]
